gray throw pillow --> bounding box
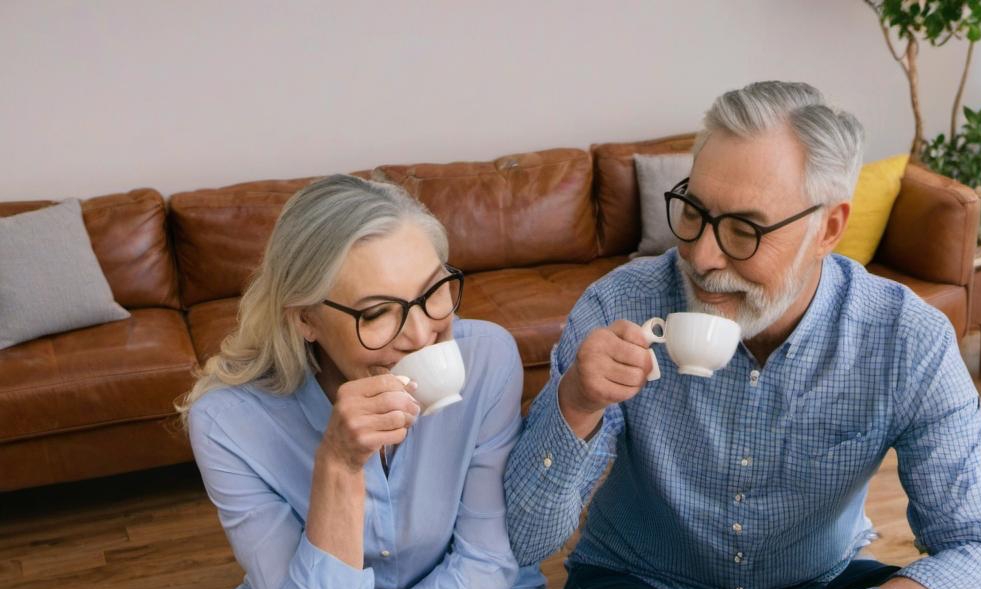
[0,199,130,350]
[634,153,694,256]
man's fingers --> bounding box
[609,320,655,349]
[603,360,648,388]
[607,339,652,373]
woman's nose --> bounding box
[397,304,436,350]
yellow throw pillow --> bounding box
[834,154,909,265]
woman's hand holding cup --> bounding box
[559,320,653,439]
[320,374,421,473]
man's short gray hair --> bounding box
[693,81,865,206]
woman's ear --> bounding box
[289,307,318,343]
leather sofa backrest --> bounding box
[874,163,980,287]
[590,133,695,256]
[169,178,320,307]
[374,148,597,273]
[0,189,180,309]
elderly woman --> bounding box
[178,175,544,589]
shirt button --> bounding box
[740,457,752,467]
[732,522,743,534]
[734,551,744,563]
[734,492,745,503]
[380,550,391,557]
[543,456,553,468]
[749,370,760,386]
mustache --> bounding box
[676,257,755,296]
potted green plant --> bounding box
[863,0,980,161]
[866,1,981,240]
[922,106,981,188]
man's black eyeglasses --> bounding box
[664,177,821,261]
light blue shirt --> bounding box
[190,319,545,589]
[505,249,981,589]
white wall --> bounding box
[1,0,979,201]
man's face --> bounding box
[675,125,824,339]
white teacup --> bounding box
[640,312,741,380]
[391,340,466,416]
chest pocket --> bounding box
[779,427,886,502]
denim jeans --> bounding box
[564,560,901,589]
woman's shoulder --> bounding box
[453,319,519,361]
[188,381,293,438]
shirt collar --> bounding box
[783,255,840,359]
[296,369,333,434]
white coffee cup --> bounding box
[391,339,466,416]
[640,312,741,380]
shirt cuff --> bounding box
[893,545,981,589]
[533,384,616,492]
[291,532,375,589]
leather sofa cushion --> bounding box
[375,148,598,273]
[0,189,180,309]
[591,134,696,257]
[458,257,627,367]
[867,263,968,337]
[187,297,241,364]
[0,308,197,443]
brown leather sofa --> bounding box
[1,134,977,492]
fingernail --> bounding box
[406,380,418,393]
[394,375,410,386]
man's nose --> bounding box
[687,225,728,275]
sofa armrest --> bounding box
[872,164,979,288]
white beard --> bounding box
[674,231,818,340]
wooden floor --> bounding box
[2,334,979,589]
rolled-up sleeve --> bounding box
[504,289,623,566]
[891,321,981,588]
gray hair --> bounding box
[693,81,865,206]
[177,174,448,425]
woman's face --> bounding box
[300,222,454,383]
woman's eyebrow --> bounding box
[352,265,445,306]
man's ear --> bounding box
[288,307,318,343]
[815,201,850,257]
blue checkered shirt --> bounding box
[505,249,981,589]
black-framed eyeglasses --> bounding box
[664,177,821,261]
[322,264,464,350]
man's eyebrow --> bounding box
[684,189,767,223]
[352,265,444,306]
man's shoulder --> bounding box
[831,254,951,339]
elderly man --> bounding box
[505,81,981,589]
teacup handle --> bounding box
[640,317,666,381]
